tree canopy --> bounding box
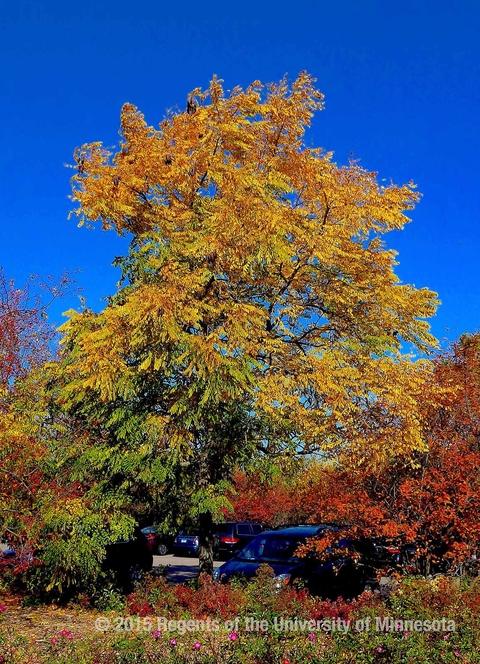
[54,72,440,573]
[64,72,438,463]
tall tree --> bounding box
[60,73,438,573]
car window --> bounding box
[251,525,262,534]
[237,536,305,563]
[215,524,234,535]
[237,525,251,535]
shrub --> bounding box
[1,575,480,662]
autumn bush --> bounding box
[2,573,480,663]
[227,335,480,580]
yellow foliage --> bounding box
[61,72,439,466]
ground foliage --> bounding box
[1,572,480,663]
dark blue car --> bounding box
[173,530,200,556]
[213,526,369,599]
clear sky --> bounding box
[1,0,479,346]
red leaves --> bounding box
[173,575,247,619]
[229,336,480,574]
[0,269,77,553]
[227,469,302,527]
[0,269,73,390]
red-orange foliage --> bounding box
[230,334,480,575]
[227,469,299,527]
[0,269,74,546]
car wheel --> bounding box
[157,543,168,556]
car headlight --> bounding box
[273,573,291,589]
[213,568,221,581]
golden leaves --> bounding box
[63,72,440,467]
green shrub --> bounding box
[1,575,480,662]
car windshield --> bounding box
[237,536,306,563]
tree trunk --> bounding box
[198,510,214,576]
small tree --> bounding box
[59,73,438,573]
[0,270,73,548]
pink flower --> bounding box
[309,632,316,642]
[170,638,177,646]
[0,606,6,612]
[376,646,383,652]
[59,629,73,639]
[443,634,450,640]
[152,629,162,639]
[51,637,57,644]
[193,641,201,650]
[403,632,409,638]
[228,631,238,641]
[455,653,461,658]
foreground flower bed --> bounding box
[1,570,480,663]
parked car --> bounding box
[213,525,369,599]
[141,526,174,556]
[369,537,403,566]
[173,530,200,556]
[214,522,264,559]
[0,546,30,567]
[103,526,153,590]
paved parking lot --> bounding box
[152,554,223,583]
[1,544,222,585]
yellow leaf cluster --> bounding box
[62,72,439,465]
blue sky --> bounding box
[1,0,479,346]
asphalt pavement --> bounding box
[0,544,222,585]
[152,554,223,583]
